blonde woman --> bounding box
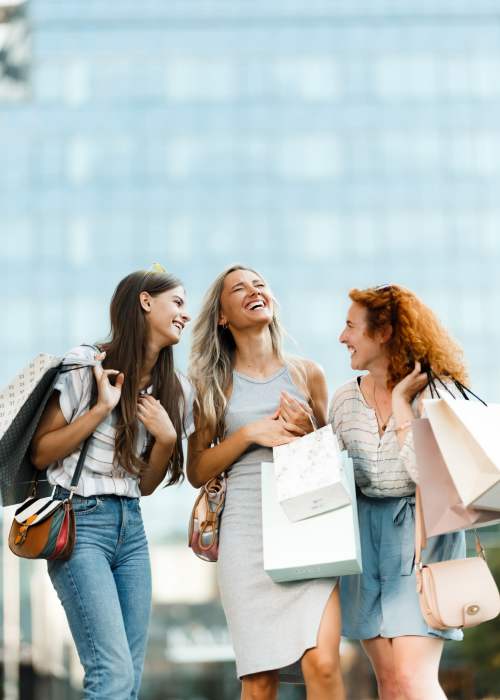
[188,265,345,700]
[330,284,466,700]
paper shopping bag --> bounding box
[0,355,62,505]
[424,396,500,511]
[272,424,351,522]
[412,418,500,535]
[261,453,362,583]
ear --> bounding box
[379,324,393,345]
[139,291,152,313]
[218,314,227,328]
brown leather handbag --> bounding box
[415,487,500,629]
[9,436,91,561]
[188,473,226,562]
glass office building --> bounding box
[1,1,500,697]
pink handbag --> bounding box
[415,487,500,630]
[188,473,226,562]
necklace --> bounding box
[372,382,391,433]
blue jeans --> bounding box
[48,489,152,700]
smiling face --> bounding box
[218,268,274,331]
[141,285,191,346]
[339,301,390,371]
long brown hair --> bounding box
[100,270,185,485]
[349,284,468,389]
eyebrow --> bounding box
[230,279,263,291]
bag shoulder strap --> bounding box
[69,436,92,492]
[415,486,486,565]
[415,487,426,565]
[68,370,98,496]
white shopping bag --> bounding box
[424,395,500,511]
[272,424,351,522]
[261,453,362,583]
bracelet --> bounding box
[395,420,412,433]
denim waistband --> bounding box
[53,486,138,502]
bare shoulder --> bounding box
[286,357,328,404]
[288,356,326,385]
[302,358,327,383]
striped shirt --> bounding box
[47,344,194,497]
[329,378,419,498]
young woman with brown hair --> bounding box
[30,268,191,699]
[330,284,467,700]
[188,265,345,700]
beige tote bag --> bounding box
[424,395,500,511]
[412,418,500,536]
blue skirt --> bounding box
[341,492,465,641]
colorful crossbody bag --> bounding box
[8,435,91,560]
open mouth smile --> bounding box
[244,299,267,311]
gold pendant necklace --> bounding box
[373,383,390,433]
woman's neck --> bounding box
[140,342,161,389]
[233,327,281,378]
[366,357,390,394]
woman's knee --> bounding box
[84,656,135,699]
[394,661,429,697]
[302,649,341,685]
[376,673,402,700]
[242,671,279,700]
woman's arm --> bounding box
[187,415,297,488]
[304,359,328,427]
[136,395,177,496]
[31,360,123,469]
[391,362,429,482]
[278,359,328,433]
[392,362,428,449]
[31,394,112,469]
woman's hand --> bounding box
[244,415,298,448]
[392,361,429,406]
[274,390,315,436]
[93,353,124,414]
[137,395,177,446]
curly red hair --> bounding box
[349,285,468,389]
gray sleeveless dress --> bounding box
[217,367,337,682]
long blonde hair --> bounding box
[189,265,294,437]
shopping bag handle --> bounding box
[423,367,487,406]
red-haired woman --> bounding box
[330,284,466,700]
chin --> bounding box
[350,357,364,371]
[163,332,181,347]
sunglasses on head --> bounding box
[373,284,397,326]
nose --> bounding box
[182,310,191,323]
[339,328,347,344]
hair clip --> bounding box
[149,262,167,273]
